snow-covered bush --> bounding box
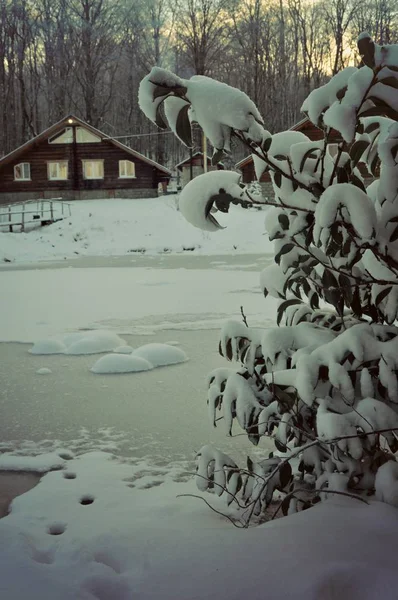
[139,34,398,524]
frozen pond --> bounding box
[0,253,275,465]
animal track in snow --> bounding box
[80,495,95,505]
[47,522,66,535]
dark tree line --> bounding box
[0,0,397,168]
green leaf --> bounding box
[350,140,369,167]
[274,438,288,453]
[275,243,294,265]
[378,76,398,89]
[350,286,362,317]
[278,214,289,230]
[359,105,398,120]
[310,292,319,310]
[155,104,168,129]
[247,456,254,473]
[330,223,343,245]
[337,166,350,183]
[277,298,302,326]
[351,175,366,193]
[262,137,272,153]
[153,85,172,99]
[375,287,392,305]
[358,35,375,68]
[175,104,192,146]
[391,144,398,161]
[364,122,379,135]
[370,154,380,177]
[339,273,353,304]
[273,172,282,188]
[336,86,348,101]
[281,496,291,516]
[299,148,320,172]
[279,462,292,488]
[322,269,338,289]
[390,225,398,242]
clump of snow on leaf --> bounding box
[301,67,357,125]
[138,66,264,152]
[178,171,244,231]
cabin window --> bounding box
[82,160,104,179]
[48,161,68,180]
[119,160,135,178]
[76,127,101,143]
[14,163,31,181]
[49,128,73,144]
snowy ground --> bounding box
[1,198,398,599]
[0,197,271,264]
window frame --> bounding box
[47,161,68,181]
[82,159,104,180]
[118,159,136,179]
[14,162,31,181]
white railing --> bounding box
[0,199,72,232]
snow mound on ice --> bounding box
[30,331,126,355]
[91,353,153,374]
[66,331,126,355]
[36,367,52,375]
[112,345,134,354]
[133,343,188,367]
[29,339,67,355]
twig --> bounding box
[176,494,245,528]
[240,306,249,327]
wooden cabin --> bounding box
[0,115,171,204]
[235,117,369,198]
[176,151,224,188]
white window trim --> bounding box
[47,161,68,181]
[82,159,104,180]
[14,162,31,181]
[118,159,136,179]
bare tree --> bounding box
[175,0,231,76]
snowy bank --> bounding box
[0,198,272,264]
[0,450,398,600]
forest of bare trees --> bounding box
[0,0,397,168]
